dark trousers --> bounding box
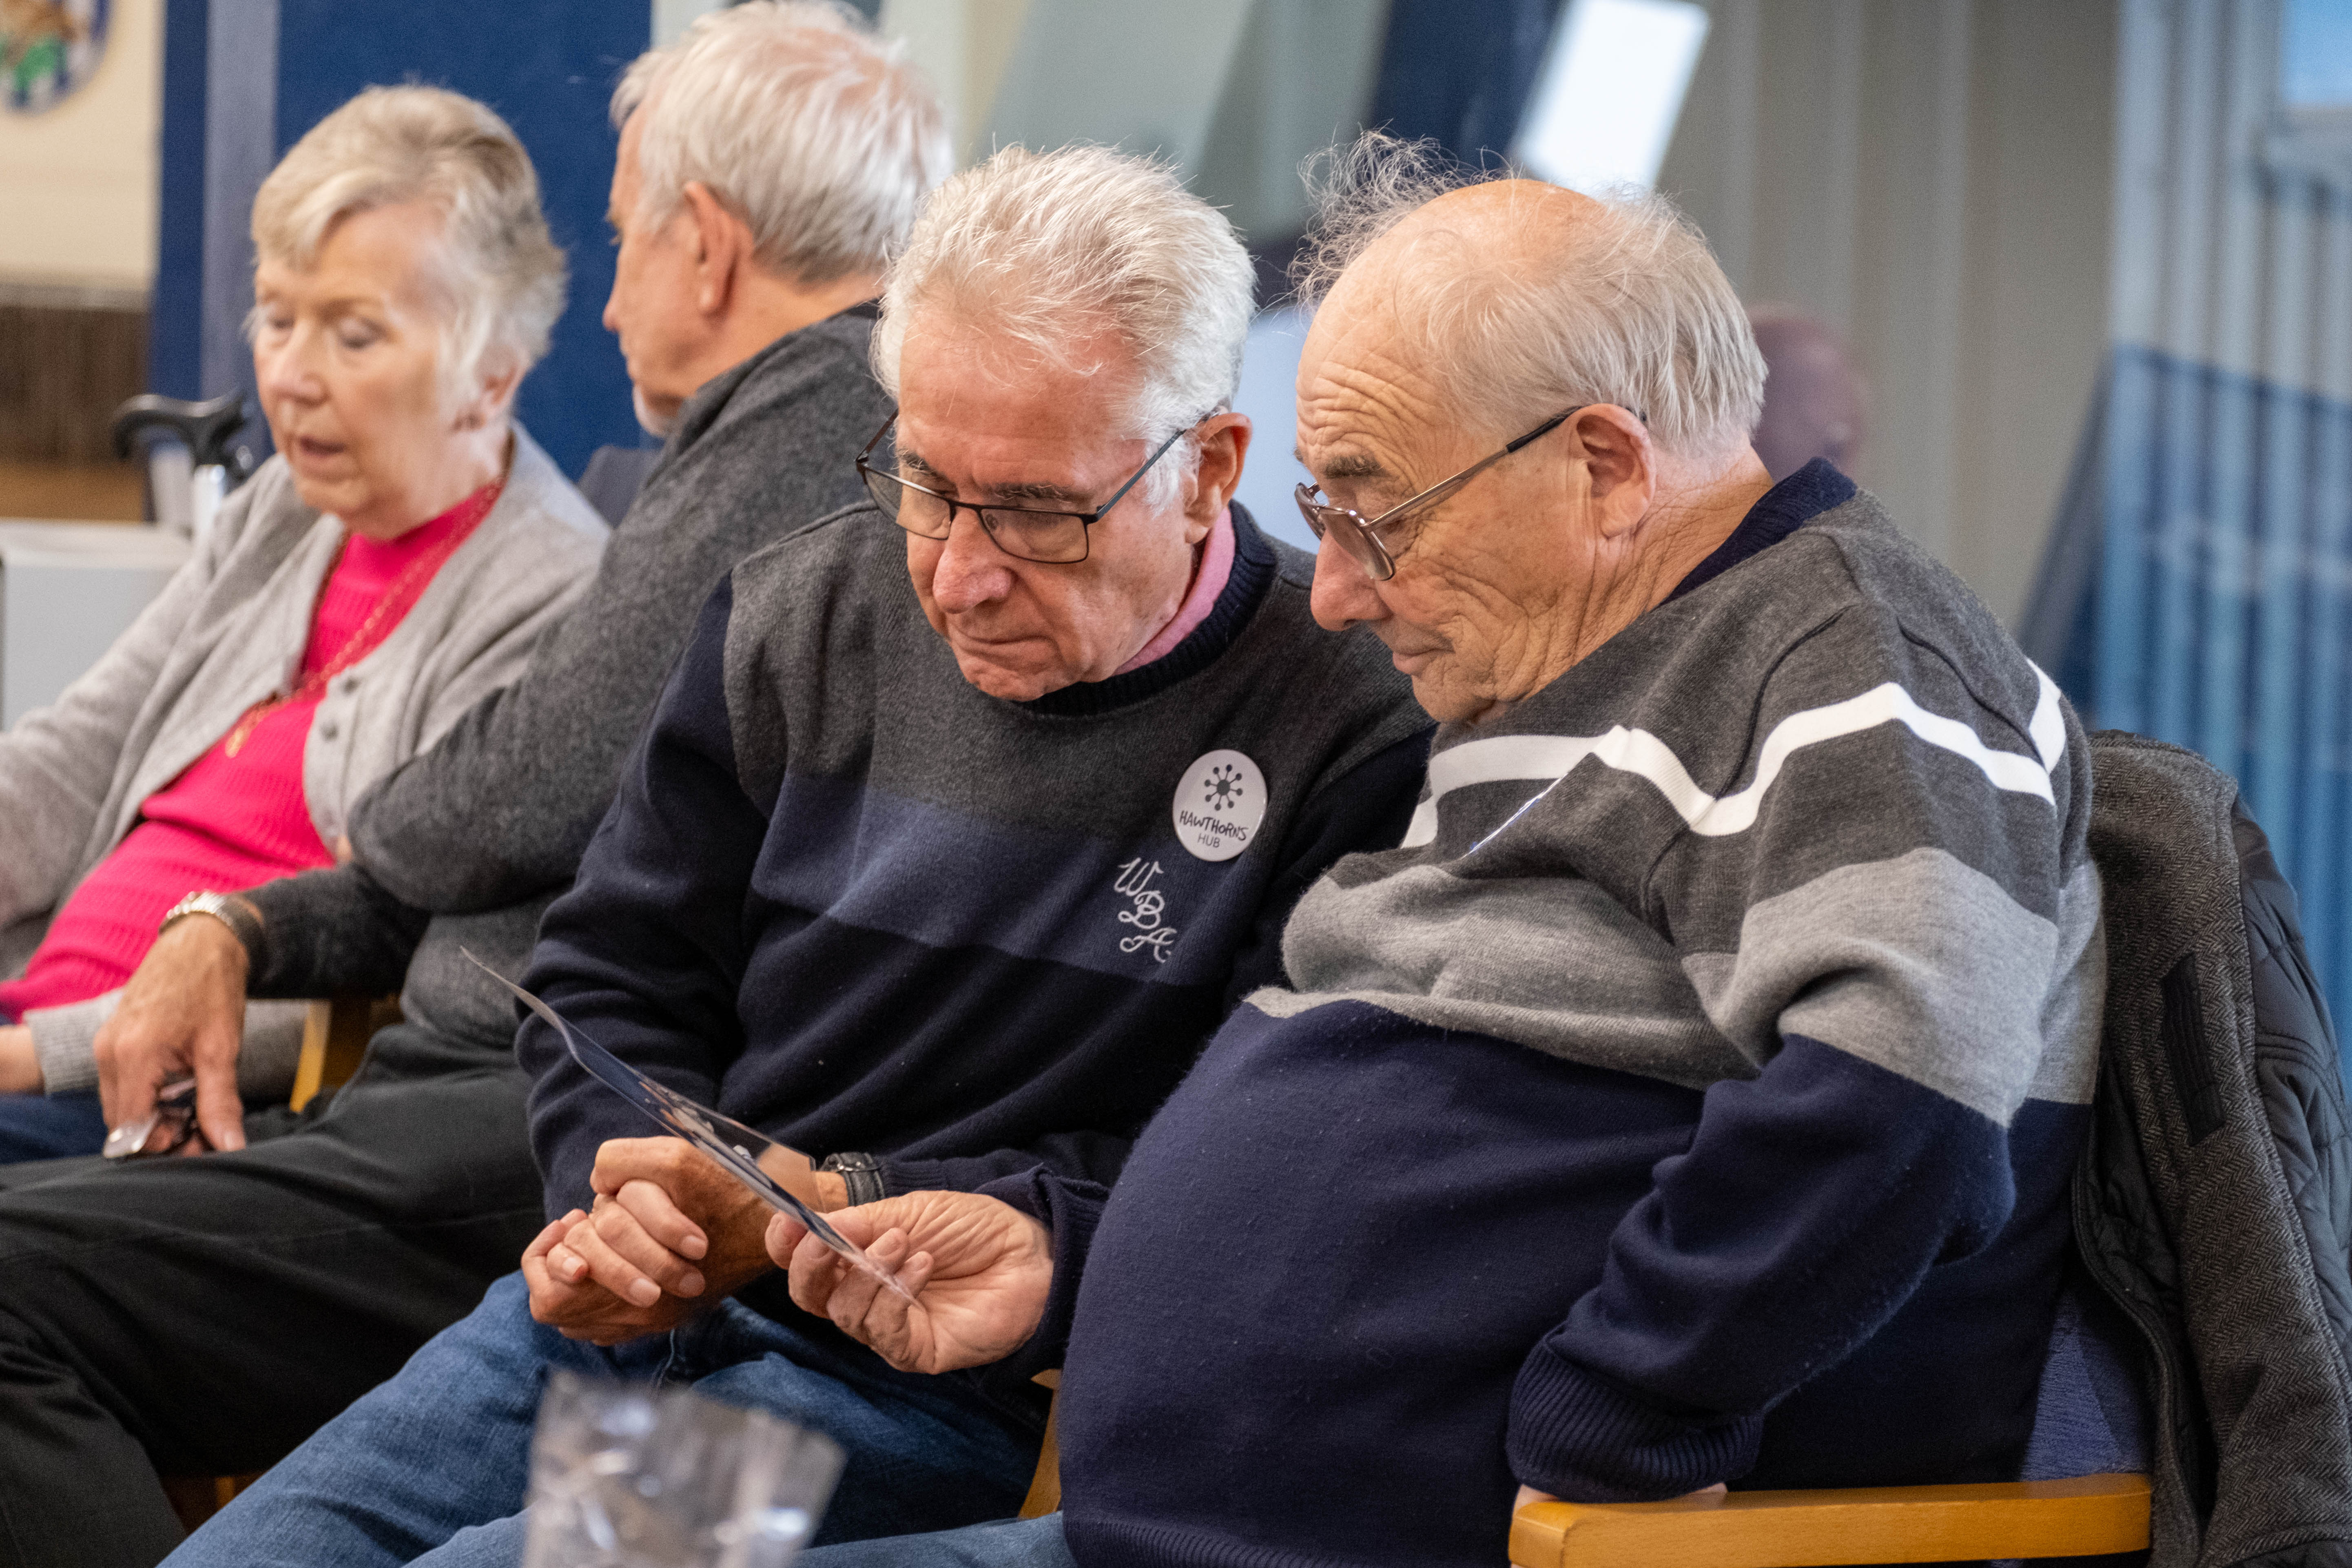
[0,1029,543,1568]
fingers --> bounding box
[822,1231,939,1371]
[93,1019,152,1133]
[523,1211,689,1344]
[190,1044,245,1154]
[765,1210,810,1269]
[589,1136,678,1197]
[613,1178,708,1262]
[785,1226,850,1317]
[525,1211,583,1264]
[523,1214,595,1322]
[566,1208,674,1308]
[591,1190,707,1298]
[818,1229,902,1342]
[520,1239,566,1317]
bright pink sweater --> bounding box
[0,495,485,1023]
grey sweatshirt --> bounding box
[242,309,893,1058]
[0,430,606,1092]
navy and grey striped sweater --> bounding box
[516,501,1432,1222]
[991,462,2109,1568]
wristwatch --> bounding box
[158,890,265,961]
[818,1151,887,1207]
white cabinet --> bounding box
[0,522,189,731]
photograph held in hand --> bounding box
[461,950,915,1302]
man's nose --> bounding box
[928,513,1015,611]
[1308,531,1384,631]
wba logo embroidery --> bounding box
[1112,857,1178,963]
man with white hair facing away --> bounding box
[166,144,1430,1567]
[771,137,2117,1568]
[0,8,950,1565]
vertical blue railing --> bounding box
[2054,343,2352,1047]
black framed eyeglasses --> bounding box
[856,414,1196,566]
[1295,405,1630,582]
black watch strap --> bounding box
[817,1151,886,1207]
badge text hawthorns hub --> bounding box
[1172,749,1266,862]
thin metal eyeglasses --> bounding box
[1296,404,1636,581]
[856,414,1196,566]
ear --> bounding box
[1181,412,1252,542]
[680,180,753,319]
[453,356,523,432]
[1568,406,1657,540]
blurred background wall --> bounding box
[0,0,157,508]
[1662,1,2118,631]
[2026,0,2352,1017]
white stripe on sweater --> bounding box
[1400,670,2065,850]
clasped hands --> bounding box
[523,1136,851,1343]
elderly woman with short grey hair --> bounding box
[0,84,605,1158]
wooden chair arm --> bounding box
[1019,1370,1062,1519]
[1508,1473,2151,1568]
[288,995,400,1112]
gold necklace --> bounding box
[221,478,503,757]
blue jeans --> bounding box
[798,1514,1074,1568]
[0,1090,109,1161]
[165,1272,1044,1567]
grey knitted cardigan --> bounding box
[240,309,895,1064]
[0,428,606,1094]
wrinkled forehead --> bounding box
[1294,276,1470,488]
[894,303,1151,490]
[901,302,1143,423]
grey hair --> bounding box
[1292,133,1765,459]
[873,144,1256,506]
[250,86,566,407]
[613,1,952,286]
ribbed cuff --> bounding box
[878,1154,1012,1198]
[25,991,118,1094]
[1506,1341,1763,1502]
[973,1166,1108,1389]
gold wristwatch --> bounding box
[158,890,265,957]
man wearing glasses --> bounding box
[765,144,2112,1568]
[166,144,1430,1566]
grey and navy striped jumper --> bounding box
[998,462,2107,1568]
[516,501,1432,1222]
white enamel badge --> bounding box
[1173,749,1267,862]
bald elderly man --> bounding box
[773,138,2123,1568]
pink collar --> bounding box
[1114,508,1236,676]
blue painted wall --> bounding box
[152,0,649,478]
[151,0,208,403]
